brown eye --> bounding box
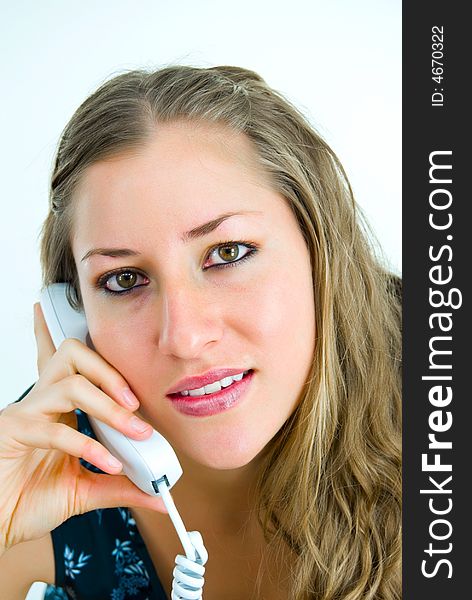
[102,270,149,294]
[205,242,257,269]
[218,244,240,261]
[116,272,137,289]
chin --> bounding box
[183,431,269,471]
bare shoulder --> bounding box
[0,533,55,596]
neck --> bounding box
[169,449,268,535]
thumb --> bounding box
[78,470,169,515]
[33,302,57,375]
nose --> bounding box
[157,284,223,359]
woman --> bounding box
[0,65,401,599]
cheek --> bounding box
[245,255,316,369]
[86,311,155,385]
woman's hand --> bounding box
[0,303,167,555]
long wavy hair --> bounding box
[39,65,402,599]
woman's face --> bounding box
[71,121,316,470]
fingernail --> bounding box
[131,416,151,433]
[107,456,123,470]
[123,388,139,408]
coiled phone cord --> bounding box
[156,479,208,600]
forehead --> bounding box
[71,121,281,245]
[75,120,270,198]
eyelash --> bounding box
[95,240,259,296]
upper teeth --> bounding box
[180,370,249,396]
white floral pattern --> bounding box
[64,544,92,579]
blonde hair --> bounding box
[40,65,401,599]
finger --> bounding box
[78,469,169,515]
[20,374,152,440]
[34,302,56,375]
[35,337,141,414]
[1,413,125,473]
[0,412,168,515]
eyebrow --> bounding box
[80,210,261,262]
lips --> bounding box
[167,369,254,417]
[166,367,251,396]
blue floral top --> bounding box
[15,386,168,600]
[43,500,168,600]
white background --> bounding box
[0,1,400,597]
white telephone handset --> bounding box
[39,283,207,598]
